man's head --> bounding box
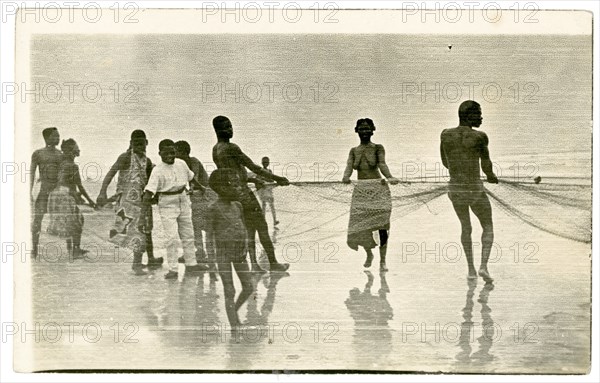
[60,138,80,158]
[355,118,376,140]
[261,156,270,168]
[42,127,60,146]
[130,130,148,155]
[158,139,176,165]
[213,116,233,139]
[174,140,191,159]
[208,168,241,200]
[458,100,482,128]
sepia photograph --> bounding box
[1,1,597,380]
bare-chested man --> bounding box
[440,100,498,283]
[31,127,64,259]
[212,116,290,273]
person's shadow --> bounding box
[456,280,495,369]
[345,271,394,368]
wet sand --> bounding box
[20,194,590,373]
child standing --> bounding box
[47,139,95,259]
[255,156,279,227]
[139,139,208,279]
[206,168,255,328]
[174,140,218,277]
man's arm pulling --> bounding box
[440,130,449,169]
[233,144,289,185]
[480,133,498,183]
[97,154,125,206]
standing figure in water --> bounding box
[205,168,255,328]
[47,139,95,258]
[174,140,218,278]
[30,127,64,259]
[140,139,208,279]
[255,156,279,227]
[342,118,399,271]
[211,115,290,273]
[96,130,163,275]
[440,100,498,283]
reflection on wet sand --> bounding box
[27,207,590,372]
[345,271,394,369]
[456,280,495,370]
[225,271,289,370]
[142,274,221,350]
[246,272,289,326]
[475,283,495,363]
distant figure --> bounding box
[139,139,208,280]
[175,140,218,279]
[30,127,64,259]
[534,176,542,184]
[255,156,279,226]
[211,115,290,273]
[206,168,255,328]
[47,139,94,259]
[440,100,498,283]
[342,118,400,272]
[97,130,163,275]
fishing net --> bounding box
[77,178,591,256]
[485,180,592,243]
[270,179,591,245]
[274,181,449,243]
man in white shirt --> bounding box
[139,139,208,279]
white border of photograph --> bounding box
[1,1,598,382]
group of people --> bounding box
[30,100,497,327]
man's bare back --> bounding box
[440,101,497,283]
[440,126,496,190]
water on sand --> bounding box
[25,193,590,373]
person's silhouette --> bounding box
[440,101,498,283]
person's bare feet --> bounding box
[379,261,388,272]
[72,248,88,260]
[468,268,478,280]
[478,269,494,283]
[364,253,374,268]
